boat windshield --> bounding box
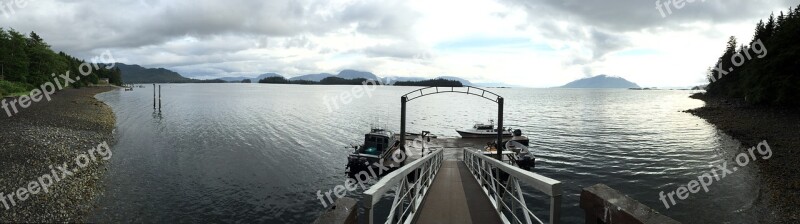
[360,134,390,155]
[475,124,493,130]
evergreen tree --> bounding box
[705,4,800,107]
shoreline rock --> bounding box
[686,93,800,222]
[0,87,117,222]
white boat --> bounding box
[456,119,512,138]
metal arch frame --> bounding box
[402,86,502,103]
[400,86,505,157]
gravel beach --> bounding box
[686,93,800,222]
[0,87,117,222]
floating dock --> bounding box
[315,86,680,224]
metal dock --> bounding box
[362,148,562,224]
[314,86,681,224]
[414,160,503,224]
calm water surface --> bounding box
[90,84,765,223]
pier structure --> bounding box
[316,86,679,224]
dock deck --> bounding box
[414,160,502,224]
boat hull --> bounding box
[345,141,402,178]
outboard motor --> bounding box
[511,129,529,147]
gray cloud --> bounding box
[500,0,795,32]
[2,0,424,79]
[499,0,796,77]
[362,41,431,60]
[2,0,795,81]
[340,0,421,37]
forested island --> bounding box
[392,78,463,87]
[258,76,463,87]
[258,76,373,85]
[0,28,122,97]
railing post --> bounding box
[497,97,504,157]
[550,195,562,224]
[364,195,375,224]
[494,166,502,213]
[400,96,407,153]
[514,178,533,224]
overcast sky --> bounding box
[2,0,797,87]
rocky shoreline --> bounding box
[686,93,800,222]
[0,87,117,222]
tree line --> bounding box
[0,28,122,96]
[258,76,463,87]
[706,4,800,107]
[258,76,378,85]
[393,78,463,87]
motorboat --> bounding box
[345,128,402,178]
[505,140,535,170]
[456,119,512,138]
[505,129,534,170]
[479,129,535,170]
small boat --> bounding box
[481,129,535,170]
[456,119,512,138]
[345,128,402,178]
[505,141,535,170]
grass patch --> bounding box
[0,80,33,97]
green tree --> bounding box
[2,29,30,83]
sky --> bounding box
[1,0,797,87]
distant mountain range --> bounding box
[118,63,510,87]
[288,73,334,82]
[559,75,640,88]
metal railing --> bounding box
[464,149,562,224]
[363,149,444,224]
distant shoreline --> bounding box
[0,87,117,222]
[686,93,800,222]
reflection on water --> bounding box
[90,84,762,223]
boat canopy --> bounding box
[474,124,494,130]
[359,129,395,156]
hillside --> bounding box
[437,76,474,86]
[559,75,640,88]
[219,76,253,82]
[337,70,379,80]
[116,64,226,83]
[289,73,333,82]
[394,78,463,87]
[704,5,800,106]
[117,63,194,83]
[0,29,121,97]
[256,73,282,80]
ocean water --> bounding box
[90,84,766,223]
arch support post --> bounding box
[400,96,407,152]
[497,97,504,157]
